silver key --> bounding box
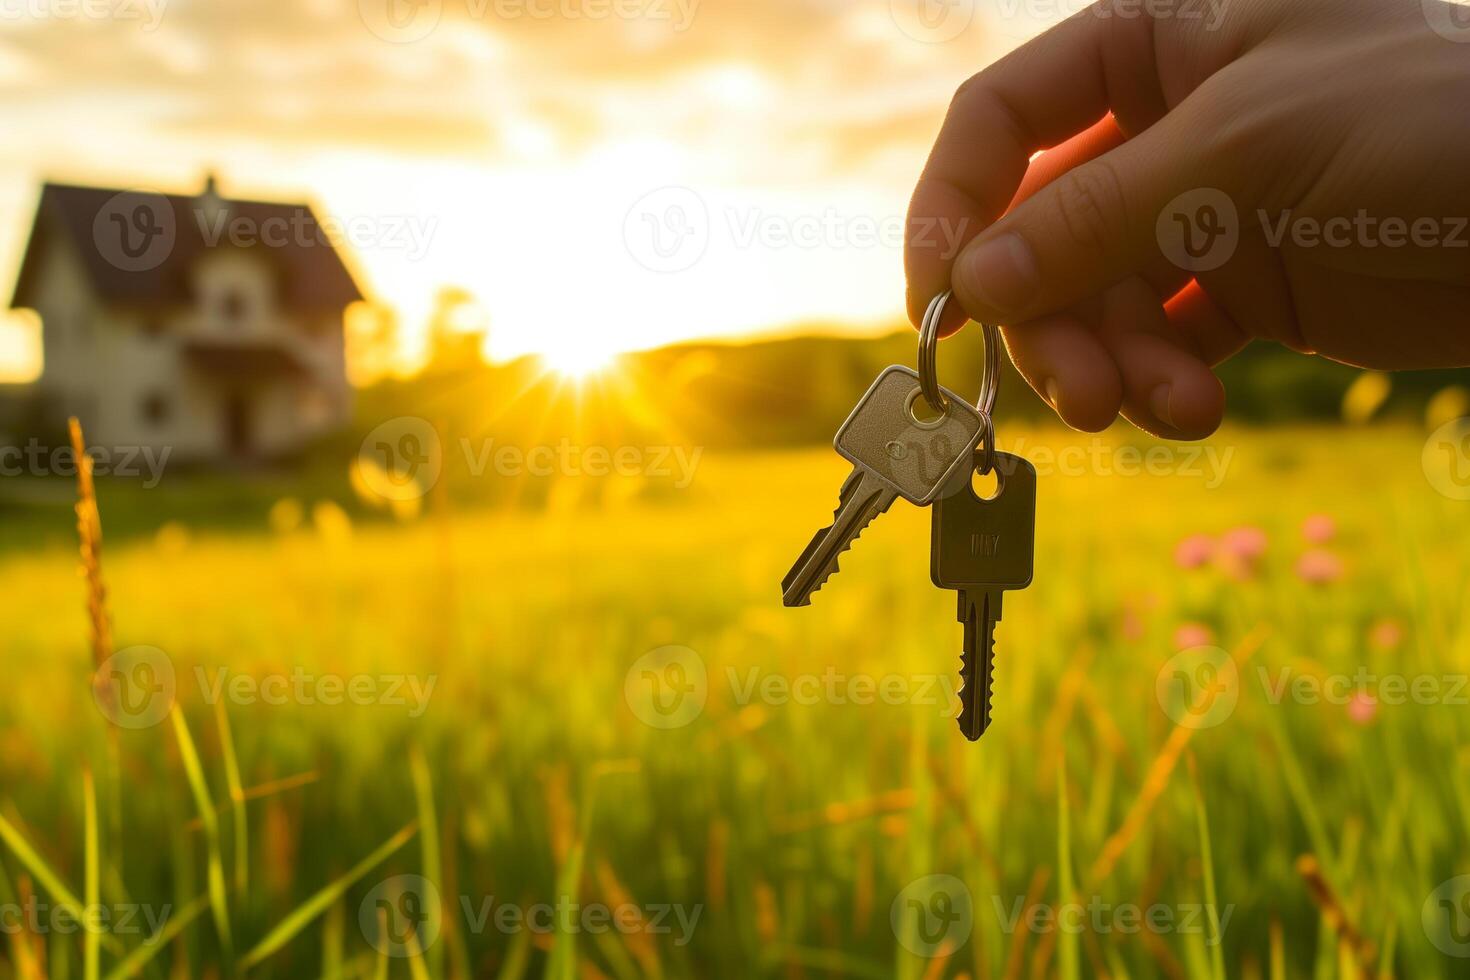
[783,366,984,607]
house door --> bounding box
[224,393,252,457]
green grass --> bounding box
[0,424,1468,977]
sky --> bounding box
[0,0,1063,378]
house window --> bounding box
[221,290,248,326]
[141,391,171,428]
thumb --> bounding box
[950,99,1229,325]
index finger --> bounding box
[904,0,1168,331]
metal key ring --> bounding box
[917,290,1002,420]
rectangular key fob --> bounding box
[930,451,1036,591]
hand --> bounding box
[906,0,1470,439]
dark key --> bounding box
[931,451,1036,740]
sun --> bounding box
[539,341,618,381]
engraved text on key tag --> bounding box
[834,366,984,506]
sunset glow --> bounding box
[0,2,1038,378]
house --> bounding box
[9,176,363,461]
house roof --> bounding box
[10,181,366,311]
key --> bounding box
[782,366,985,607]
[931,451,1036,740]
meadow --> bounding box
[1,423,1469,978]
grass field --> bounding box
[2,424,1469,978]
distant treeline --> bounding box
[355,327,1470,450]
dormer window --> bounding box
[221,290,248,326]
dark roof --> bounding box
[10,181,365,311]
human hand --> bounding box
[906,0,1470,439]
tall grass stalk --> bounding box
[171,710,233,965]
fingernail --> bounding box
[958,233,1038,317]
[1150,384,1174,428]
[1043,378,1060,409]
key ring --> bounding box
[918,289,1001,473]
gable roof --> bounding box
[10,181,366,311]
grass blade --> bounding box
[409,748,444,979]
[103,892,211,980]
[1186,755,1226,980]
[0,808,123,955]
[238,821,417,971]
[172,709,233,963]
[84,768,99,980]
[214,701,248,897]
[1056,764,1079,980]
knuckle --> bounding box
[1049,161,1128,252]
